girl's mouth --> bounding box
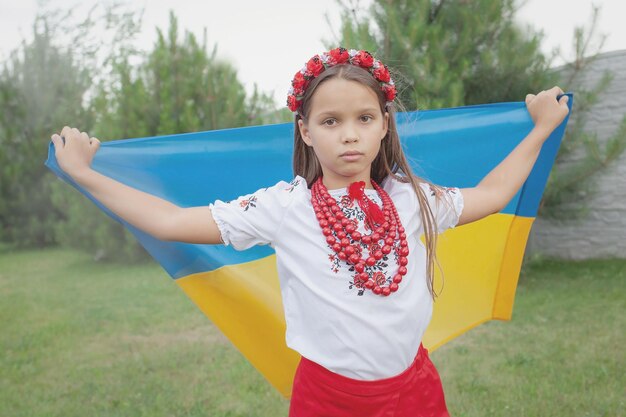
[340,151,364,161]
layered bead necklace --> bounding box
[311,177,409,296]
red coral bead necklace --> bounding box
[310,177,409,296]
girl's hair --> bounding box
[292,64,444,298]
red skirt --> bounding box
[289,344,449,417]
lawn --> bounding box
[1,246,624,416]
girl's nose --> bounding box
[342,126,359,143]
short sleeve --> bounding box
[418,182,464,232]
[209,178,303,250]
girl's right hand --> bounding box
[50,126,101,177]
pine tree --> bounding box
[50,11,279,262]
[538,6,626,219]
[1,7,279,261]
[0,15,95,246]
[327,0,555,110]
[330,1,626,222]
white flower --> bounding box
[348,49,358,57]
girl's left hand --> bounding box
[525,86,570,134]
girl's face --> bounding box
[298,78,389,190]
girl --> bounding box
[50,48,569,417]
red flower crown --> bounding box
[286,47,397,113]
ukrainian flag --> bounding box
[45,95,573,397]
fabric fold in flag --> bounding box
[45,94,573,397]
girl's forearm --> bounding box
[478,126,551,210]
[71,168,179,240]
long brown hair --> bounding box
[292,64,445,298]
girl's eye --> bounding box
[360,115,373,122]
[323,119,337,126]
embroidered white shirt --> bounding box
[209,175,464,380]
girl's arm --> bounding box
[456,87,570,227]
[51,126,223,244]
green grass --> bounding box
[436,258,625,416]
[1,248,624,416]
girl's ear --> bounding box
[298,118,313,146]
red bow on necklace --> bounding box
[348,181,385,228]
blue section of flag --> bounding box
[45,96,572,278]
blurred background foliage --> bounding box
[330,0,626,219]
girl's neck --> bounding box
[321,175,374,192]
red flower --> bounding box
[286,48,397,113]
[373,65,390,83]
[369,243,382,254]
[373,271,386,286]
[339,195,353,208]
[292,71,309,90]
[306,55,325,77]
[329,47,349,64]
[382,84,396,101]
[352,50,374,68]
[287,95,300,112]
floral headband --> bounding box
[286,47,397,113]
